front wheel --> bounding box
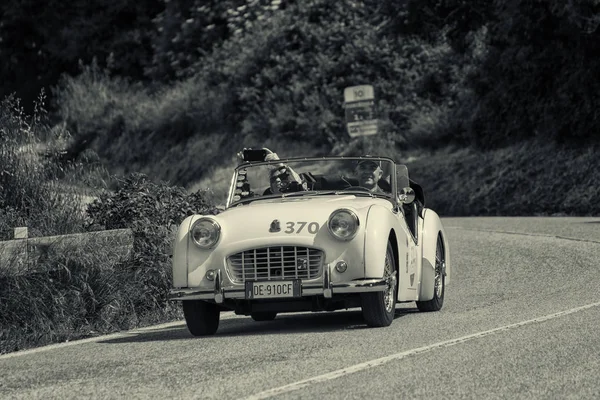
[416,235,445,312]
[361,241,397,327]
[182,300,220,336]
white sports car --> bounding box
[170,152,450,335]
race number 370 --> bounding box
[285,221,320,234]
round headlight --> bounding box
[328,209,359,241]
[190,218,221,249]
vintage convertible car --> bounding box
[169,153,450,336]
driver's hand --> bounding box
[265,152,280,161]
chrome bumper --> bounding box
[169,266,387,303]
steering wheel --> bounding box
[341,186,372,192]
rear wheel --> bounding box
[361,241,397,327]
[182,300,220,336]
[416,235,445,312]
[251,312,277,321]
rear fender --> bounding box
[418,209,450,300]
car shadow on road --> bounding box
[99,308,418,345]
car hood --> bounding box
[197,195,392,244]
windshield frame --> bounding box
[225,156,398,208]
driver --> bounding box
[354,159,386,193]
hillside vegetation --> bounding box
[50,0,600,200]
[1,0,600,353]
[4,1,599,194]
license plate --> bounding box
[245,280,301,299]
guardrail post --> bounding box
[14,227,28,265]
[14,227,28,239]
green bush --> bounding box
[86,173,219,307]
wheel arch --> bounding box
[363,205,399,278]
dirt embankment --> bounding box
[408,140,599,217]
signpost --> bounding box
[344,85,378,137]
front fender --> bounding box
[363,205,397,278]
[172,215,195,288]
[418,208,450,301]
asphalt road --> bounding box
[1,217,599,399]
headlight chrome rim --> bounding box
[327,208,359,241]
[190,218,221,249]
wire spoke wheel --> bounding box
[383,249,397,313]
[362,241,397,327]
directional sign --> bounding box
[344,85,378,137]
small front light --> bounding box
[328,209,359,241]
[205,269,216,281]
[191,218,221,249]
[335,261,348,273]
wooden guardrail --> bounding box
[0,227,134,276]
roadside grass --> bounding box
[0,239,182,354]
[408,139,600,216]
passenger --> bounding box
[263,150,306,194]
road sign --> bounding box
[344,85,378,137]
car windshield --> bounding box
[227,158,395,207]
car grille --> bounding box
[227,246,323,283]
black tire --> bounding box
[416,235,445,312]
[182,300,220,336]
[361,241,397,327]
[251,312,277,321]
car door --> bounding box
[394,164,419,298]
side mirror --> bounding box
[398,187,415,204]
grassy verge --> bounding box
[0,242,182,354]
[408,139,600,216]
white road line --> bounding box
[0,312,241,360]
[241,301,600,400]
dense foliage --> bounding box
[394,0,600,147]
[0,0,164,108]
[4,0,599,155]
[0,94,95,239]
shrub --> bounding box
[86,173,219,308]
